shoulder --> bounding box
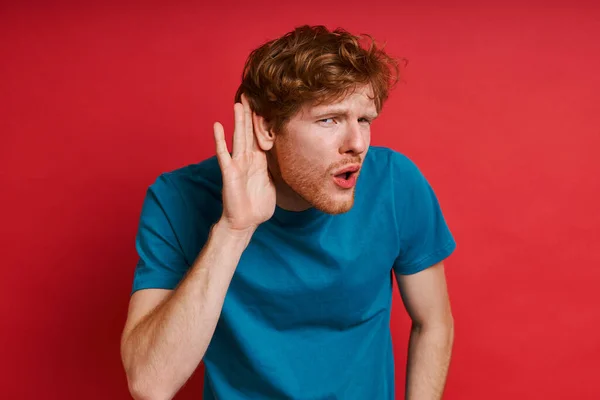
[139,156,223,262]
[363,145,425,187]
[362,146,441,219]
[143,156,224,228]
[148,156,223,203]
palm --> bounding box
[213,95,276,231]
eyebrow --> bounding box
[311,107,378,120]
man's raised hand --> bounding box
[213,94,276,233]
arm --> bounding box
[395,261,454,400]
[121,220,254,400]
[121,94,276,400]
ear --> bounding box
[252,112,275,151]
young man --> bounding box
[121,25,456,400]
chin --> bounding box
[311,189,356,215]
[281,171,358,215]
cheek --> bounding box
[278,137,327,174]
[287,152,325,180]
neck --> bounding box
[274,180,312,212]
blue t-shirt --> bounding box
[131,145,456,399]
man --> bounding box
[121,25,456,400]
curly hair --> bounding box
[234,25,404,134]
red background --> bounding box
[2,1,599,399]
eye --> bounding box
[358,118,372,125]
[319,118,337,125]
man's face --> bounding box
[268,84,377,214]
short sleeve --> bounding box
[131,175,190,295]
[392,154,456,275]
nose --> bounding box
[339,120,368,155]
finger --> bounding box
[232,102,246,158]
[241,94,255,151]
[213,122,231,170]
[249,111,260,151]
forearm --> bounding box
[123,220,254,400]
[405,320,454,400]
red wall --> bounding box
[2,1,599,399]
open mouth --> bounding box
[332,166,360,188]
[336,171,353,180]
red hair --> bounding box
[235,25,404,133]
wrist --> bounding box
[213,219,256,244]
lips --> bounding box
[333,165,360,178]
[332,164,360,189]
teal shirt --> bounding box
[132,146,456,399]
